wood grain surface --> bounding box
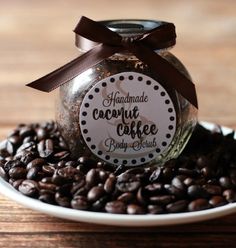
[0,0,236,247]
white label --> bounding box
[79,72,176,166]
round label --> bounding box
[79,72,176,166]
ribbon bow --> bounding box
[27,16,198,108]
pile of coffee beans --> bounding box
[0,121,236,214]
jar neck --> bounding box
[78,46,173,56]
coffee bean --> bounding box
[149,167,162,183]
[36,128,47,141]
[219,177,232,189]
[8,167,26,179]
[73,186,88,196]
[91,195,109,211]
[116,173,140,192]
[137,187,147,205]
[39,193,55,204]
[201,166,216,178]
[127,204,145,214]
[172,177,186,191]
[17,142,35,154]
[18,180,38,197]
[162,167,174,181]
[203,184,222,195]
[26,158,45,170]
[19,151,36,164]
[147,205,164,214]
[6,141,15,155]
[65,161,77,167]
[149,195,173,205]
[55,192,71,207]
[223,189,236,203]
[12,179,24,189]
[54,151,70,160]
[19,127,34,138]
[87,185,105,202]
[0,166,8,181]
[209,196,226,207]
[117,192,135,203]
[52,167,79,185]
[104,175,116,193]
[42,165,56,175]
[165,185,186,199]
[145,183,163,195]
[78,156,95,168]
[166,200,188,213]
[38,181,57,191]
[178,168,198,177]
[188,199,211,211]
[0,140,8,151]
[41,177,53,183]
[196,156,209,168]
[105,200,126,214]
[23,136,35,144]
[71,196,89,210]
[38,139,54,158]
[4,160,24,172]
[183,177,194,186]
[99,169,109,182]
[86,168,99,187]
[27,167,40,180]
[187,185,208,199]
[8,135,22,146]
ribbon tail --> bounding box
[26,44,120,92]
[130,43,198,108]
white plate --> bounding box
[0,121,236,227]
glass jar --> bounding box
[56,19,198,167]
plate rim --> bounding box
[0,121,236,226]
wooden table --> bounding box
[0,0,236,247]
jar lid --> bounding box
[75,19,168,51]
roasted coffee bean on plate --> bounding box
[0,121,236,215]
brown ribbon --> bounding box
[26,16,198,108]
